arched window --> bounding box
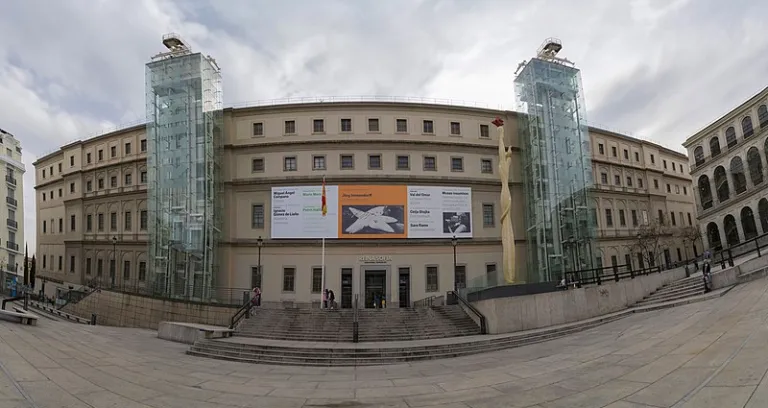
[747,147,764,186]
[730,156,747,194]
[698,175,713,209]
[759,198,768,234]
[742,116,754,138]
[714,165,730,202]
[710,136,722,157]
[726,126,737,148]
[694,146,704,166]
[707,222,722,251]
[759,105,768,128]
[741,207,758,241]
[724,214,740,246]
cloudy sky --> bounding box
[1,0,766,254]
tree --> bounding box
[677,226,703,260]
[23,245,29,286]
[30,255,36,288]
[626,215,671,269]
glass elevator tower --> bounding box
[145,34,223,301]
[515,39,597,283]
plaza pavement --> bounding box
[2,278,768,408]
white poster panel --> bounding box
[406,186,473,238]
[271,186,339,239]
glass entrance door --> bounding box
[341,269,353,309]
[398,268,410,307]
[364,270,386,308]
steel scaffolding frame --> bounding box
[145,37,223,302]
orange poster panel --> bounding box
[337,185,408,239]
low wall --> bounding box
[61,289,239,330]
[711,255,768,289]
[473,268,687,334]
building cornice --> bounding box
[223,138,518,152]
[683,86,768,148]
[225,175,522,188]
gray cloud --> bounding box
[0,0,764,253]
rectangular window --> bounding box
[481,159,493,174]
[70,256,75,273]
[86,214,93,232]
[252,122,264,136]
[140,139,147,152]
[619,210,626,226]
[97,259,103,277]
[672,162,676,171]
[600,173,608,184]
[631,210,638,226]
[482,204,494,227]
[311,267,322,293]
[666,184,671,193]
[486,264,497,280]
[140,210,148,230]
[658,209,664,225]
[687,213,693,225]
[124,211,132,231]
[123,260,131,280]
[251,158,264,172]
[139,262,146,281]
[396,119,408,133]
[451,157,464,172]
[58,163,62,173]
[283,267,296,292]
[251,266,262,289]
[683,186,688,195]
[42,255,46,268]
[650,154,655,164]
[251,204,265,228]
[614,175,621,185]
[450,122,461,135]
[58,256,63,271]
[86,258,92,275]
[454,264,466,290]
[634,152,639,161]
[423,156,437,171]
[426,266,439,292]
[284,120,296,134]
[598,144,604,154]
[70,214,76,231]
[110,176,117,188]
[312,119,324,133]
[110,146,116,157]
[125,142,131,155]
[396,155,410,170]
[422,120,434,134]
[663,159,667,169]
[86,153,92,164]
[368,154,382,169]
[611,146,617,157]
[638,178,644,188]
[654,179,659,189]
[140,171,147,183]
[605,209,613,227]
[368,118,379,132]
[675,185,680,194]
[340,118,352,132]
[623,149,629,159]
[110,212,117,230]
[313,155,326,170]
[479,124,489,138]
[671,212,676,226]
[70,182,75,193]
[70,155,75,166]
[59,188,62,197]
[626,176,633,187]
[283,156,297,171]
[340,154,354,169]
[124,173,132,185]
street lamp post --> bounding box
[256,236,263,287]
[111,236,117,287]
[452,235,458,291]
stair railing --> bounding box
[229,296,252,330]
[352,294,359,343]
[448,290,487,335]
[413,295,436,308]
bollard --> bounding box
[90,313,97,325]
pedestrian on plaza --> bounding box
[250,287,261,312]
[328,289,336,310]
[322,289,328,309]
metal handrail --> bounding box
[352,294,359,343]
[448,290,487,334]
[413,295,437,308]
[228,297,252,330]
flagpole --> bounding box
[320,175,327,309]
[321,237,326,309]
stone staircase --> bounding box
[634,274,705,307]
[236,305,481,342]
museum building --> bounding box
[33,36,696,308]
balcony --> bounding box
[7,218,17,229]
[5,196,17,207]
[6,241,18,251]
[5,175,16,186]
[5,263,17,272]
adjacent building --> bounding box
[0,127,25,291]
[33,101,696,307]
[684,86,768,251]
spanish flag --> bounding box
[321,176,327,217]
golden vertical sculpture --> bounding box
[492,118,518,284]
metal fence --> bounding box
[711,232,768,269]
[79,279,250,307]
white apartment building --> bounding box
[0,127,25,291]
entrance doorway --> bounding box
[398,268,410,308]
[341,269,353,309]
[364,270,386,308]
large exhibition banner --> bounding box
[407,186,473,239]
[271,186,339,239]
[270,185,473,239]
[338,185,408,239]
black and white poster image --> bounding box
[442,212,471,234]
[341,205,405,234]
